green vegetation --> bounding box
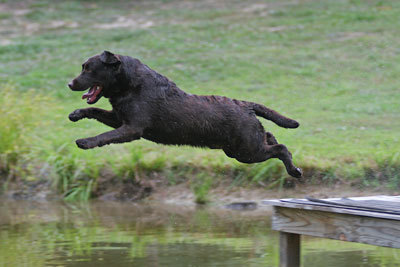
[191,173,213,204]
[1,0,400,199]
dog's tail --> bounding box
[250,102,299,128]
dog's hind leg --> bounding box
[236,143,302,178]
[265,132,302,177]
[263,144,301,178]
[266,132,279,145]
[69,108,122,128]
[270,144,301,178]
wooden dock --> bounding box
[263,195,400,267]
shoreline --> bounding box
[2,174,398,206]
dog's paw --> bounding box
[76,138,96,150]
[69,109,85,122]
[289,167,303,178]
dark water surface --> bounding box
[1,200,399,267]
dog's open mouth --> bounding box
[82,85,103,104]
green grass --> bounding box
[191,173,213,204]
[1,0,400,199]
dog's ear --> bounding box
[100,51,121,65]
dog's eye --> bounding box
[82,64,91,72]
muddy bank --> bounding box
[2,172,399,207]
[148,182,400,205]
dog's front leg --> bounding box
[76,125,142,149]
[69,108,122,128]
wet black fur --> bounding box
[68,51,302,178]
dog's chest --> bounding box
[110,97,143,121]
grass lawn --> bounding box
[1,0,400,198]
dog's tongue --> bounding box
[82,87,95,100]
[82,86,102,104]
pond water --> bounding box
[0,200,399,267]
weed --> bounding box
[0,85,50,173]
[191,174,213,205]
[112,147,144,180]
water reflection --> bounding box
[0,200,277,267]
[0,200,399,267]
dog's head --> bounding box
[68,51,122,104]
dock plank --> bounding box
[263,196,400,221]
[272,206,400,248]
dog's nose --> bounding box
[68,81,74,89]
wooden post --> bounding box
[279,231,300,267]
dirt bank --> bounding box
[2,173,399,207]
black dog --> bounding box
[68,51,302,178]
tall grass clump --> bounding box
[191,173,213,204]
[113,146,168,180]
[46,147,94,202]
[0,85,50,175]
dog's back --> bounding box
[141,91,295,149]
[142,93,248,147]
